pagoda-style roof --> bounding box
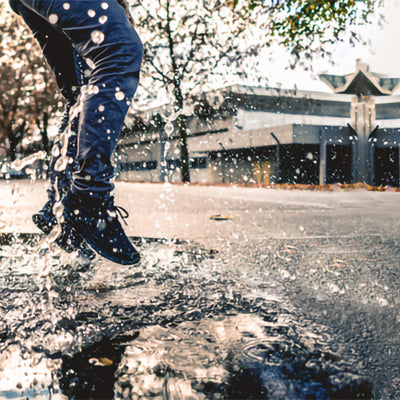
[320,60,400,96]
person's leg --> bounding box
[9,0,83,104]
[47,51,90,201]
[18,0,143,264]
[10,0,90,199]
[10,0,95,259]
[60,1,142,198]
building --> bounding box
[116,60,400,186]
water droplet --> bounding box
[49,14,58,24]
[63,2,70,10]
[91,30,105,44]
[88,9,96,17]
[88,85,100,95]
[10,151,47,171]
[54,157,69,172]
[306,152,314,160]
[97,219,107,231]
[52,146,60,158]
[115,91,125,101]
[165,123,174,136]
[52,201,64,220]
[99,15,108,24]
[107,210,117,218]
[47,225,62,244]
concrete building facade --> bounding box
[116,61,400,186]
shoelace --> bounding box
[106,196,129,225]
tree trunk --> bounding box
[7,122,26,161]
[37,112,50,153]
[177,115,190,183]
[7,126,17,161]
[173,87,190,183]
[165,0,190,183]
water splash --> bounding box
[10,151,47,171]
[0,233,377,399]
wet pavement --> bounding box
[0,181,400,399]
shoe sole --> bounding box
[32,212,96,260]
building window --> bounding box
[120,161,157,171]
[166,157,208,170]
[167,159,180,170]
[190,157,207,169]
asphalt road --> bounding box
[0,180,400,399]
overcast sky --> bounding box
[261,0,400,93]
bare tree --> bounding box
[132,0,380,182]
[133,0,262,182]
[0,4,60,160]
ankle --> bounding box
[70,189,111,205]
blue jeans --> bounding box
[10,0,143,198]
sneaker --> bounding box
[32,199,57,235]
[32,199,96,260]
[62,192,140,265]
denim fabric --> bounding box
[10,0,143,197]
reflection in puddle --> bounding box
[115,315,280,399]
[0,234,374,399]
[0,345,63,399]
[114,315,371,399]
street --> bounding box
[0,180,400,399]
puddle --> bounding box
[0,233,381,399]
[114,314,371,399]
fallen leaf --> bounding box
[210,214,232,221]
[89,357,114,367]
